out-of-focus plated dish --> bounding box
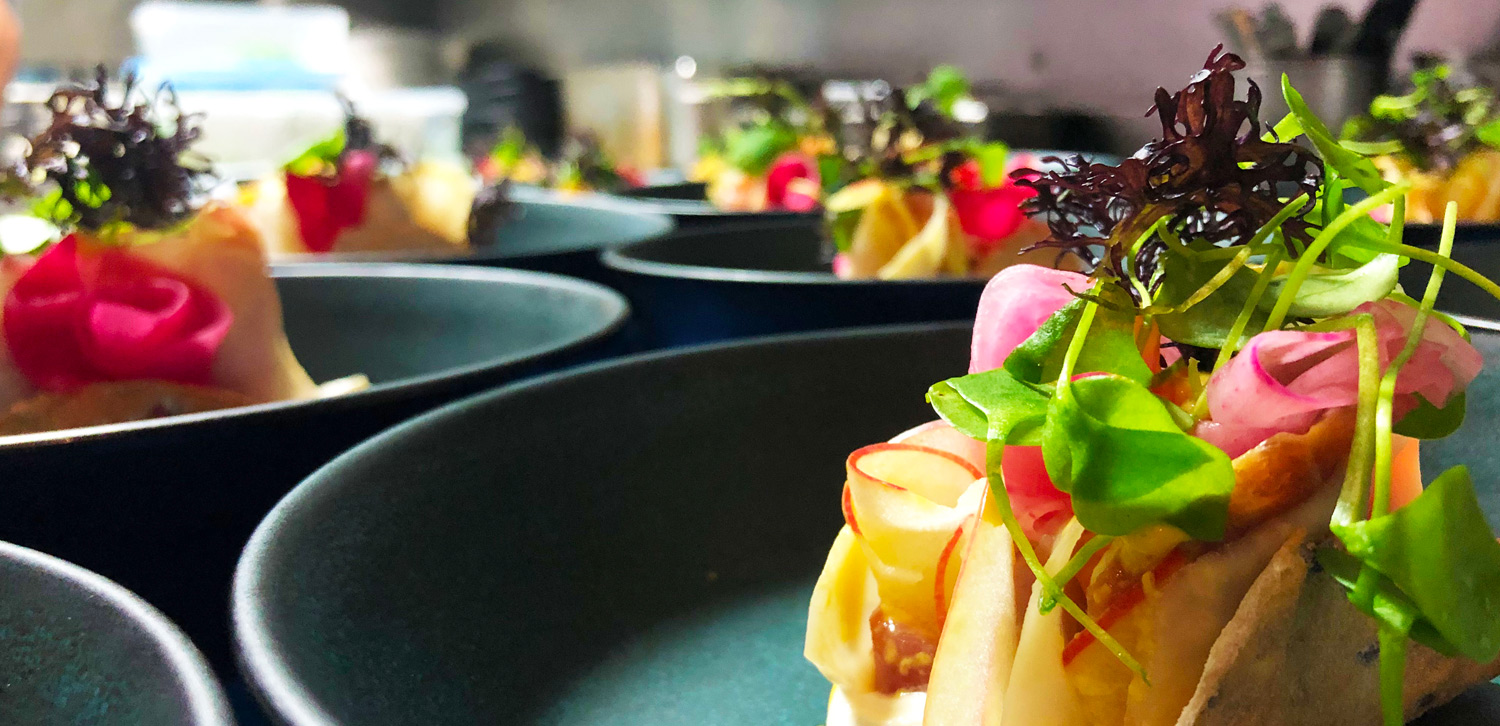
[236,108,672,276]
[0,72,362,437]
[0,539,232,725]
[1344,60,1500,225]
[479,128,646,194]
[0,260,629,671]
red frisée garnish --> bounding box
[3,236,233,391]
[1061,549,1190,666]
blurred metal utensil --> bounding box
[1256,4,1301,60]
[1310,6,1358,57]
[1353,0,1420,87]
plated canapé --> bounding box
[807,48,1500,726]
[0,73,362,436]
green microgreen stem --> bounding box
[1371,202,1455,518]
[1378,626,1408,726]
[1332,313,1381,528]
[1324,172,1344,226]
[1351,241,1500,303]
[1264,183,1413,331]
[981,445,1147,680]
[1040,535,1115,614]
[1057,283,1104,386]
[1127,219,1169,302]
[1214,244,1287,372]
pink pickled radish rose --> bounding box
[765,153,820,212]
[970,264,1089,373]
[1202,299,1481,457]
[3,236,233,391]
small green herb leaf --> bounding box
[287,129,346,176]
[971,141,1010,187]
[1004,296,1153,387]
[927,367,1050,446]
[1283,74,1388,195]
[1333,466,1500,663]
[723,122,799,174]
[1392,392,1467,439]
[1154,246,1267,348]
[1041,374,1236,540]
[1261,253,1401,318]
[908,65,971,117]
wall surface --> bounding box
[15,0,1499,112]
[437,0,1500,116]
[12,0,431,72]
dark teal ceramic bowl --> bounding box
[614,182,818,227]
[0,540,232,725]
[233,321,1500,725]
[602,219,990,348]
[0,263,628,673]
[1399,234,1500,320]
[276,194,674,283]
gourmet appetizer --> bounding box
[807,48,1500,726]
[1344,61,1500,223]
[823,66,1051,280]
[241,103,489,257]
[478,129,644,194]
[0,74,361,436]
[694,77,831,213]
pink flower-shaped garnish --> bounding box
[765,153,820,212]
[3,236,233,391]
[948,159,1039,257]
[285,149,378,253]
[1202,299,1482,456]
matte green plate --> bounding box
[0,541,232,725]
[234,322,1500,725]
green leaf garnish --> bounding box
[1391,392,1466,439]
[1004,296,1153,387]
[723,122,799,174]
[1041,373,1235,540]
[1333,466,1500,663]
[907,65,971,117]
[287,129,346,176]
[1283,73,1390,195]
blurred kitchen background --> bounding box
[10,0,1500,179]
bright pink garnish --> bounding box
[1203,298,1482,454]
[948,160,1037,256]
[1001,444,1074,539]
[970,264,1090,373]
[765,153,820,212]
[284,149,378,253]
[3,236,233,391]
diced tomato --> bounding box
[870,606,939,693]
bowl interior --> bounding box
[236,324,1500,725]
[0,542,230,725]
[611,219,830,277]
[488,197,674,259]
[276,267,628,386]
